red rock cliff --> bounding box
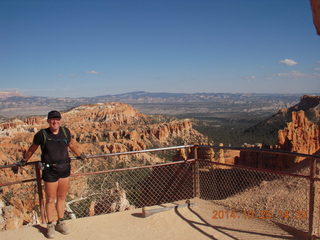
[234,110,320,170]
[0,102,208,230]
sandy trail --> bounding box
[0,198,307,240]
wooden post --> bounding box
[35,162,46,224]
[308,158,316,240]
[193,146,200,198]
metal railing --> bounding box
[0,145,319,239]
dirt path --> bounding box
[0,198,307,240]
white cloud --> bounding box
[85,70,99,74]
[279,59,298,66]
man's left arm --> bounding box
[67,129,86,160]
[68,138,82,157]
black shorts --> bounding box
[42,163,71,182]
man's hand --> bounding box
[77,153,87,161]
[17,159,27,167]
[12,159,27,174]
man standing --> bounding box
[21,110,85,239]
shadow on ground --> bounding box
[173,204,306,240]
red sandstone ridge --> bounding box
[0,101,208,169]
[233,109,320,170]
[277,110,320,161]
[244,95,320,143]
[0,102,208,230]
[224,95,320,170]
[64,102,144,125]
[0,102,206,163]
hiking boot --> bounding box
[47,222,55,239]
[55,220,70,235]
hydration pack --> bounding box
[40,126,70,150]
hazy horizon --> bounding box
[1,90,320,99]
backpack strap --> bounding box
[61,126,70,144]
[40,127,70,150]
[41,129,47,150]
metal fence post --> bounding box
[193,146,200,198]
[309,158,316,240]
[35,162,46,224]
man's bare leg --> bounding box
[45,181,59,223]
[55,177,70,235]
[45,181,59,239]
[56,177,69,219]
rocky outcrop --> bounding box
[88,182,134,216]
[243,95,320,145]
[24,117,42,126]
[299,95,320,108]
[0,119,24,130]
[278,110,320,156]
[233,110,320,170]
[235,144,285,170]
[0,102,208,230]
[66,102,144,125]
[214,96,320,170]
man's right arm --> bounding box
[24,144,39,162]
[17,131,42,166]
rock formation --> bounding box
[244,95,320,145]
[0,102,208,230]
[88,182,134,216]
[231,110,320,170]
[213,95,320,170]
[0,102,206,161]
[278,110,320,156]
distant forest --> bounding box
[175,112,279,146]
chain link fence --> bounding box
[67,158,194,218]
[314,159,320,238]
[0,146,319,239]
[0,164,40,230]
[198,159,310,234]
[315,180,320,238]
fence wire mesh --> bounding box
[315,180,320,238]
[0,164,39,230]
[67,158,194,219]
[0,146,319,239]
[315,158,320,238]
[197,159,310,234]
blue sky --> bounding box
[0,0,319,97]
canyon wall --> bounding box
[0,102,208,230]
[225,110,320,170]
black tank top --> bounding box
[33,127,71,164]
